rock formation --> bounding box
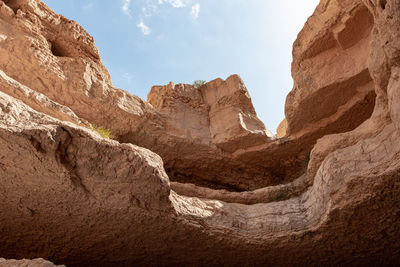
[0,258,62,266]
[0,0,399,265]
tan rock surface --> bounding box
[285,0,376,139]
[0,258,62,267]
[148,75,273,152]
[0,0,400,266]
[276,118,287,137]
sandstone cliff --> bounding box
[0,0,399,266]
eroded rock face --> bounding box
[148,75,272,152]
[0,258,62,267]
[286,0,376,139]
[147,75,277,190]
[0,0,400,265]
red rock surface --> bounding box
[0,0,399,266]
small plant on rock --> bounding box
[193,80,206,89]
[90,124,114,139]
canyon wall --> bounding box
[0,0,399,265]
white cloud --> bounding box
[191,3,200,19]
[122,0,132,17]
[137,19,151,35]
[159,0,186,8]
[142,2,160,17]
[128,0,195,35]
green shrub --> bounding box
[90,124,114,139]
[193,80,206,89]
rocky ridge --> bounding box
[0,0,399,265]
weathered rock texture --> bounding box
[0,0,400,266]
[0,258,62,267]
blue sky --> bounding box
[42,0,318,132]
